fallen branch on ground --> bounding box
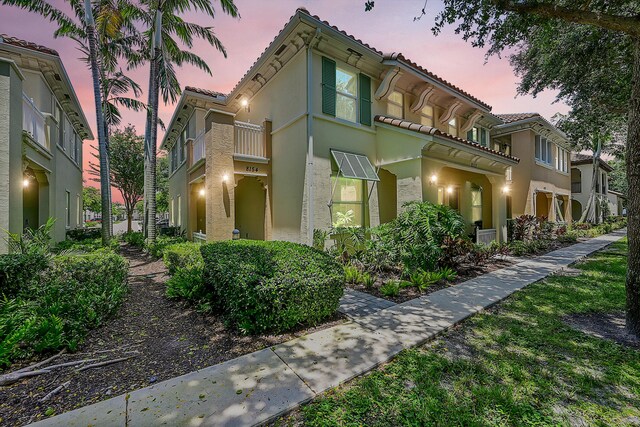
[40,381,71,402]
[0,369,51,387]
[14,350,65,374]
[76,356,136,372]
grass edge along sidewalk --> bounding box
[29,230,626,427]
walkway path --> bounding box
[30,231,626,427]
[339,289,396,318]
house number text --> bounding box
[246,166,259,172]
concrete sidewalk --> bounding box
[30,231,626,427]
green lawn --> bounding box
[289,240,640,426]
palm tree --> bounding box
[1,0,136,244]
[136,0,239,243]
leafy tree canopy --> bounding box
[83,186,101,214]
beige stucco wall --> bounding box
[508,129,571,219]
[572,162,611,219]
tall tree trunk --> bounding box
[103,120,113,236]
[84,0,112,245]
[626,39,640,337]
[144,10,161,244]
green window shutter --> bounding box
[359,73,372,126]
[480,129,488,146]
[467,130,474,141]
[322,57,336,116]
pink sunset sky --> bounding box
[2,0,568,199]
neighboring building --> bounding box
[162,8,523,245]
[571,153,625,220]
[491,113,572,222]
[0,35,92,252]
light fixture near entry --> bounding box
[23,178,30,188]
[198,188,205,197]
[240,98,250,112]
[429,174,438,185]
[222,174,229,183]
[447,186,454,194]
[502,185,511,194]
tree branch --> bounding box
[494,1,640,36]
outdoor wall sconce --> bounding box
[23,178,30,188]
[502,185,511,194]
[222,174,229,183]
[429,174,438,185]
[447,186,454,194]
[198,188,205,197]
[232,229,240,240]
[241,98,250,112]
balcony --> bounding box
[22,93,49,150]
[234,121,265,160]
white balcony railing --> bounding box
[234,121,265,158]
[22,93,48,149]
[192,130,205,165]
[193,231,206,243]
[476,228,497,245]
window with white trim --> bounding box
[387,90,404,119]
[448,118,457,137]
[177,195,182,228]
[331,177,365,228]
[420,105,434,126]
[336,67,358,122]
[556,146,568,172]
[65,190,71,228]
[466,125,489,147]
[535,135,553,165]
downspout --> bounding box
[306,28,321,245]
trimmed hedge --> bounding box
[163,243,210,311]
[0,250,128,367]
[201,240,344,334]
[0,253,50,298]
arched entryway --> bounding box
[377,168,397,224]
[234,176,266,240]
[23,168,39,231]
[535,192,551,219]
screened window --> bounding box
[448,118,457,137]
[387,90,404,118]
[535,135,553,165]
[170,144,179,172]
[421,105,434,126]
[170,198,175,226]
[336,67,357,122]
[177,195,182,227]
[556,146,568,172]
[331,177,365,228]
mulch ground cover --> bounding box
[0,245,345,426]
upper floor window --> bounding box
[179,128,187,164]
[387,91,404,119]
[322,57,372,126]
[535,135,552,165]
[466,125,489,147]
[448,118,457,137]
[170,143,179,173]
[556,146,568,173]
[335,67,358,122]
[420,105,434,126]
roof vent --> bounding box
[274,44,287,56]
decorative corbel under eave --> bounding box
[374,67,403,101]
[410,85,436,113]
[460,109,483,133]
[439,100,464,124]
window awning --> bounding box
[331,150,379,181]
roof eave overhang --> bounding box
[0,42,94,140]
[493,117,569,146]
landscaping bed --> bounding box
[277,240,640,427]
[0,245,346,427]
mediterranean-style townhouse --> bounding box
[162,8,569,246]
[0,35,91,253]
[571,153,626,220]
[491,113,573,222]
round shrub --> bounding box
[201,240,345,334]
[163,243,210,311]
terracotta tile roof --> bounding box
[571,153,613,171]
[375,115,519,163]
[227,8,491,110]
[495,113,540,124]
[184,86,226,99]
[383,53,491,110]
[0,34,59,56]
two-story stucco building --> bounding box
[492,113,572,222]
[162,9,571,246]
[0,35,92,252]
[571,153,625,220]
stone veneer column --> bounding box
[205,121,235,241]
[0,68,10,253]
